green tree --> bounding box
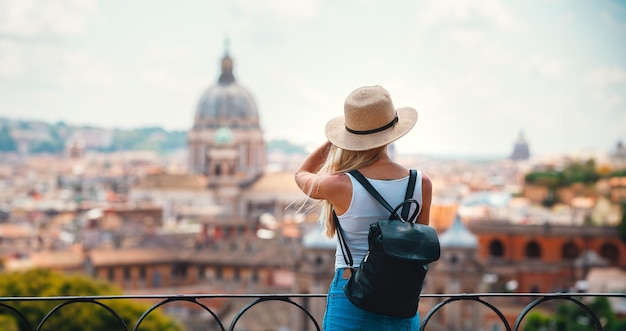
[0,269,182,331]
[29,140,64,154]
[562,159,599,185]
[525,171,563,207]
[106,127,186,153]
[618,203,626,244]
[611,168,626,177]
[522,311,552,331]
[0,315,19,331]
[0,125,17,152]
[522,297,624,331]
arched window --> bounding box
[561,241,579,260]
[525,240,542,259]
[107,268,115,281]
[123,267,131,282]
[171,263,188,279]
[599,243,620,266]
[215,163,222,176]
[152,272,161,287]
[489,239,505,258]
[139,266,146,281]
[234,268,241,281]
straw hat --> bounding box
[325,85,417,151]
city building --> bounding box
[2,45,625,330]
[509,131,530,160]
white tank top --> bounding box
[335,170,423,269]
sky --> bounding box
[0,0,625,157]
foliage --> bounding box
[106,127,186,153]
[0,125,17,152]
[0,118,190,155]
[523,312,552,331]
[29,140,64,154]
[524,159,600,188]
[618,203,626,244]
[0,117,312,156]
[612,168,626,177]
[562,159,600,184]
[0,269,182,331]
[523,159,626,206]
[522,297,624,331]
[0,315,19,331]
[525,170,564,188]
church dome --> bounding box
[303,226,336,249]
[509,131,530,160]
[194,51,260,129]
[439,214,478,249]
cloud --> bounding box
[230,0,324,21]
[0,0,104,85]
[0,0,100,38]
[600,6,626,31]
[135,42,204,92]
[416,0,521,30]
[0,38,116,88]
[587,65,626,87]
[586,65,626,115]
[0,39,64,80]
[528,53,568,81]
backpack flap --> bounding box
[377,220,441,263]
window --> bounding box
[152,272,161,287]
[124,267,131,281]
[561,241,579,260]
[171,263,188,279]
[139,266,147,281]
[314,256,324,267]
[489,239,504,258]
[449,254,459,265]
[525,240,542,259]
[108,268,115,281]
[138,266,147,289]
[83,257,94,276]
[599,243,619,265]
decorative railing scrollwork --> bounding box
[0,293,623,330]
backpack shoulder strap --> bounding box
[348,170,395,214]
[348,169,417,221]
[401,169,417,220]
[333,210,353,268]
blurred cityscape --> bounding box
[1,49,625,330]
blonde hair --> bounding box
[315,144,387,238]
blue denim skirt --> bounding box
[322,269,420,331]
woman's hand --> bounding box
[295,141,333,198]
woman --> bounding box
[295,85,432,330]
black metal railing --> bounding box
[1,292,624,330]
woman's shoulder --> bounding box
[319,172,351,189]
[419,171,432,192]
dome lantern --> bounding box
[193,44,260,130]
